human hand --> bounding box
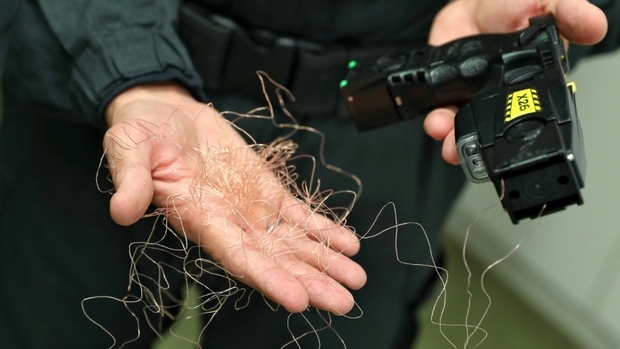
[103,83,366,314]
[423,0,608,164]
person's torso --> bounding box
[1,0,445,121]
[192,0,446,45]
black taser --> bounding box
[340,15,585,224]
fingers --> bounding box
[295,270,357,315]
[281,198,361,257]
[427,0,607,166]
[271,223,367,290]
[441,129,460,165]
[423,107,457,141]
[251,248,361,314]
[195,215,361,314]
[267,198,367,290]
[269,256,358,315]
[257,238,361,314]
[553,0,607,45]
[428,0,481,45]
[226,246,312,313]
[470,0,608,45]
[424,107,460,165]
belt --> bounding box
[177,2,403,118]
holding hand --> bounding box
[424,0,608,164]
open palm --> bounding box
[103,84,366,315]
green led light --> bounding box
[339,80,348,88]
[348,60,357,69]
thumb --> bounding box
[104,137,154,226]
[554,0,608,45]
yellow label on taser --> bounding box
[504,88,542,122]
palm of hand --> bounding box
[103,99,366,315]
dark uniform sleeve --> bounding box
[34,0,207,128]
[0,0,20,72]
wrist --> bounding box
[105,82,203,127]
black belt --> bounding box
[178,2,402,118]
